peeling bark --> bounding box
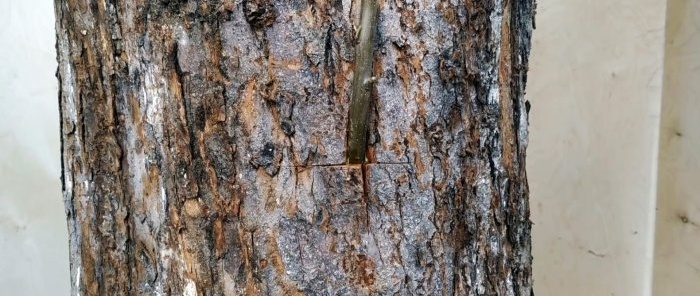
[56,0,535,295]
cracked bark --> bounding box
[56,0,535,295]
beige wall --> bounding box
[526,0,668,295]
[652,1,700,295]
[0,0,697,295]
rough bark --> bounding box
[56,0,535,295]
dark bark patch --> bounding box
[342,253,377,288]
[250,142,282,176]
[280,118,295,136]
[243,0,277,30]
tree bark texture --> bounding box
[56,0,535,295]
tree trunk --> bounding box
[55,0,535,295]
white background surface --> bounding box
[0,0,69,295]
[527,1,666,295]
[0,0,697,295]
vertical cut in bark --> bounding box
[56,0,535,295]
[347,0,379,164]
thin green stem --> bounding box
[347,0,378,164]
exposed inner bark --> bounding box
[56,0,535,295]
